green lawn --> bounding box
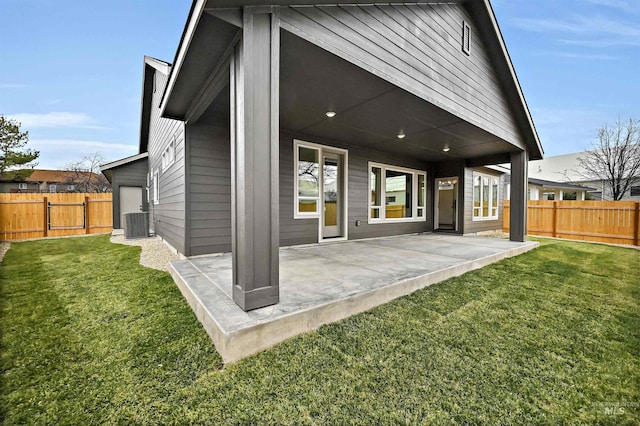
[1,235,638,424]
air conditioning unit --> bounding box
[123,212,149,239]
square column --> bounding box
[509,150,528,242]
[230,8,280,311]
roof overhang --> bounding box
[100,152,149,183]
[139,57,171,153]
[162,0,543,160]
[466,0,543,160]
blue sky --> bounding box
[0,0,638,169]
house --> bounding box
[0,169,106,193]
[529,152,640,201]
[502,175,596,201]
[109,0,543,312]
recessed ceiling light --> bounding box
[325,111,336,118]
[397,132,406,139]
[442,146,450,152]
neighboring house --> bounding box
[503,175,596,201]
[0,169,105,193]
[108,0,543,311]
[529,152,640,201]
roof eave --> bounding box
[139,57,171,153]
[470,0,544,160]
[160,0,207,119]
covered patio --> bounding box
[169,233,538,363]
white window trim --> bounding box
[368,162,427,224]
[49,184,57,193]
[153,169,159,205]
[472,171,499,221]
[462,21,471,55]
[293,140,348,221]
[161,135,176,172]
[18,183,27,190]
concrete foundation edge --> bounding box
[170,241,539,364]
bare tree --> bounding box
[63,152,111,193]
[577,117,640,201]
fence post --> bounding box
[43,196,48,237]
[552,201,558,238]
[85,196,90,234]
[634,202,639,246]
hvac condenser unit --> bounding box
[123,212,149,239]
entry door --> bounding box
[436,178,458,231]
[322,153,343,239]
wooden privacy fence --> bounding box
[504,200,640,246]
[0,193,112,241]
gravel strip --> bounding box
[110,234,180,272]
[0,242,10,263]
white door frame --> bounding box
[319,147,348,242]
[293,139,348,243]
[435,176,459,231]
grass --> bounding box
[0,235,638,425]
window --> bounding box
[295,143,321,217]
[161,136,176,172]
[18,183,27,190]
[67,184,75,191]
[462,21,471,55]
[631,186,640,196]
[369,162,426,223]
[472,172,499,220]
[153,170,159,205]
[49,184,57,193]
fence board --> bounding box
[0,193,112,241]
[504,200,640,246]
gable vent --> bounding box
[462,21,471,55]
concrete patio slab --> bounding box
[169,233,538,363]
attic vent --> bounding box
[462,21,471,55]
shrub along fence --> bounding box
[504,200,640,246]
[0,193,112,241]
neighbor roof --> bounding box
[527,177,596,192]
[0,169,100,183]
[503,174,596,192]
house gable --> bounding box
[279,3,524,151]
[139,56,172,154]
[162,0,542,161]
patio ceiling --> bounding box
[279,30,517,162]
[197,29,519,163]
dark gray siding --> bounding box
[110,158,148,229]
[187,124,232,255]
[280,131,432,247]
[181,129,435,255]
[147,70,186,253]
[279,4,524,149]
[462,167,504,234]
